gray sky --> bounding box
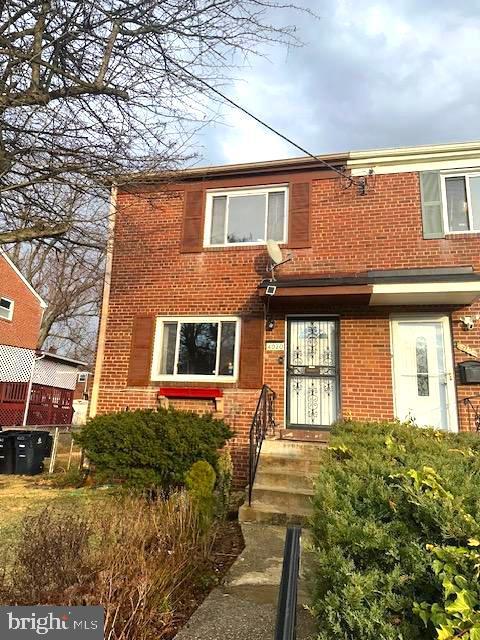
[194,0,480,166]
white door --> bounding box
[391,316,457,431]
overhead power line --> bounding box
[168,58,355,184]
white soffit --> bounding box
[347,141,480,176]
[370,281,480,306]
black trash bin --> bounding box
[12,432,47,475]
[0,432,15,474]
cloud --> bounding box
[196,0,480,165]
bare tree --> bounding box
[0,0,305,246]
[7,189,105,361]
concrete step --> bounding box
[261,439,327,457]
[238,500,312,525]
[254,468,316,491]
[257,453,324,474]
[251,484,315,512]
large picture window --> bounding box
[204,185,288,246]
[152,317,240,381]
[442,173,480,233]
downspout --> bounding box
[89,183,117,418]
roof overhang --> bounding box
[258,267,480,307]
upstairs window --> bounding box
[0,297,13,321]
[204,185,288,246]
[152,317,240,381]
[442,173,480,233]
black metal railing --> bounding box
[248,384,276,506]
[275,525,302,640]
[463,394,480,432]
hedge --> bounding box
[74,407,233,490]
[311,420,480,640]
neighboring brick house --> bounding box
[0,249,45,349]
[91,141,480,484]
[0,251,85,427]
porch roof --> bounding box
[257,267,480,306]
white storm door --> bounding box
[391,316,457,431]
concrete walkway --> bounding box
[175,524,316,640]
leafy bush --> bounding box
[74,407,233,490]
[311,420,480,640]
[185,460,216,524]
[216,449,234,518]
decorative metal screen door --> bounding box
[287,318,339,429]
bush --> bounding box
[0,493,215,640]
[185,460,216,525]
[311,420,480,640]
[74,407,233,490]
[216,449,233,518]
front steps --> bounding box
[238,439,328,525]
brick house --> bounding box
[0,251,84,427]
[90,141,480,485]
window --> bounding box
[442,173,480,233]
[152,317,240,381]
[205,186,288,246]
[0,297,13,321]
[77,372,88,383]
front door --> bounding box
[287,317,339,429]
[391,315,458,431]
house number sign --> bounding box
[266,341,284,351]
[455,342,479,358]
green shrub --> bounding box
[216,449,233,518]
[74,407,233,490]
[311,420,480,640]
[185,460,216,524]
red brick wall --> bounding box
[96,170,480,484]
[0,254,43,349]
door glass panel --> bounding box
[415,336,429,396]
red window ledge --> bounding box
[158,387,223,400]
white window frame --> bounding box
[203,184,289,247]
[441,171,480,235]
[151,316,241,382]
[0,297,14,321]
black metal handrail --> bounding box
[248,384,276,506]
[463,394,480,432]
[275,525,302,640]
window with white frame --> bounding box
[0,297,13,321]
[205,185,288,246]
[442,173,480,233]
[152,317,240,381]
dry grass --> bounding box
[0,491,215,640]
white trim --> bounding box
[0,296,14,321]
[151,316,241,382]
[347,141,480,176]
[370,281,480,306]
[390,314,458,432]
[89,184,117,417]
[203,184,288,248]
[0,250,47,308]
